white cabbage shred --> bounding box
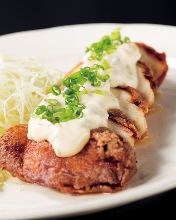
[0,55,63,134]
[0,54,63,186]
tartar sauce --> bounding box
[83,43,141,89]
[28,43,142,157]
[28,81,118,157]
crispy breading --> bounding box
[136,42,168,87]
[0,43,168,194]
[0,125,136,194]
[118,86,148,114]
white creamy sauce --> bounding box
[137,64,154,107]
[28,43,143,157]
[83,43,141,89]
[28,82,118,157]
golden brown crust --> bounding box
[137,60,156,90]
[136,42,168,87]
[108,109,140,139]
[118,86,148,114]
[0,124,27,180]
[0,125,137,194]
[108,86,148,141]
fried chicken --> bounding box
[0,43,168,194]
[0,125,136,193]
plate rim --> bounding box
[0,23,176,220]
[2,176,176,220]
[1,22,176,39]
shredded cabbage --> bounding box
[0,170,11,189]
[0,55,63,134]
[0,55,63,186]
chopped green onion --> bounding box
[35,105,47,115]
[51,84,61,96]
[35,65,110,124]
[92,90,107,95]
[86,28,130,61]
[99,74,110,82]
[47,99,59,106]
[123,36,130,43]
[101,59,111,70]
[110,28,121,40]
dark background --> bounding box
[0,0,176,35]
[0,0,175,219]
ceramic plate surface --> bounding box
[0,23,176,220]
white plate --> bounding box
[0,23,176,220]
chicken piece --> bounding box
[64,43,167,145]
[0,43,167,194]
[118,86,148,114]
[0,125,136,194]
[136,61,155,107]
[66,43,168,102]
[111,87,148,139]
[136,42,168,88]
[108,120,135,147]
